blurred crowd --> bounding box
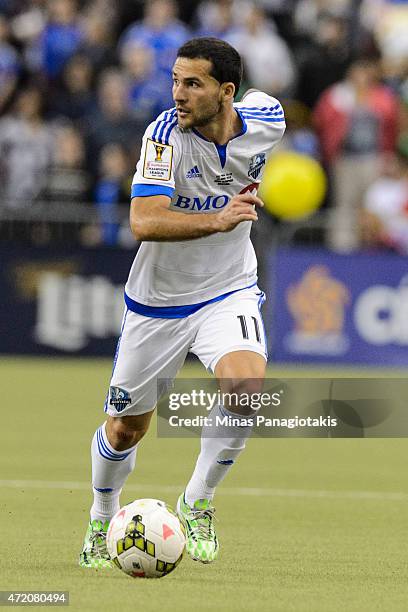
[0,0,407,250]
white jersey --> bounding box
[125,91,285,317]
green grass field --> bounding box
[1,358,407,611]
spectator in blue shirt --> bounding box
[94,142,131,246]
[119,0,190,77]
[0,15,20,112]
[120,42,173,123]
[38,0,83,80]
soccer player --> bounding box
[80,37,285,568]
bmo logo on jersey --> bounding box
[173,194,229,211]
[173,184,260,212]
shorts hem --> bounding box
[206,345,267,374]
[105,404,156,417]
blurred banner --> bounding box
[3,244,408,365]
[0,245,134,355]
[270,248,408,365]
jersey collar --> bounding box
[192,109,247,169]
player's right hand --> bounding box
[215,193,264,232]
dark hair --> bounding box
[177,37,243,96]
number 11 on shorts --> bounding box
[237,315,261,343]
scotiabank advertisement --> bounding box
[270,248,408,365]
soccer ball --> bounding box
[106,498,185,578]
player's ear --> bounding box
[221,82,235,101]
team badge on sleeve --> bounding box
[248,153,266,180]
[143,138,173,181]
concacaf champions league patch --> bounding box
[143,138,173,181]
[109,386,131,412]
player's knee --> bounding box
[221,378,265,416]
[215,351,266,383]
[234,377,264,395]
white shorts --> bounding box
[104,286,267,416]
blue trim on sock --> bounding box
[97,427,129,459]
[97,427,132,462]
[97,437,125,462]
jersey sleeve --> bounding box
[131,108,179,200]
[237,90,286,145]
[239,90,285,116]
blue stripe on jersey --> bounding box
[158,113,177,144]
[241,106,283,115]
[238,103,282,112]
[237,104,283,115]
[125,282,258,319]
[155,107,176,132]
[157,114,173,142]
[163,119,177,145]
[240,109,284,118]
[131,184,174,198]
[238,105,282,114]
[110,308,128,380]
[241,114,285,123]
[104,308,129,413]
[152,108,176,142]
[238,106,268,111]
[152,109,170,141]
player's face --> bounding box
[172,57,226,129]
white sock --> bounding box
[91,488,122,523]
[185,405,252,507]
[90,422,137,522]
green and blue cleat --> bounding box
[79,519,114,569]
[176,494,219,563]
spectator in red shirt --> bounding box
[314,57,399,251]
